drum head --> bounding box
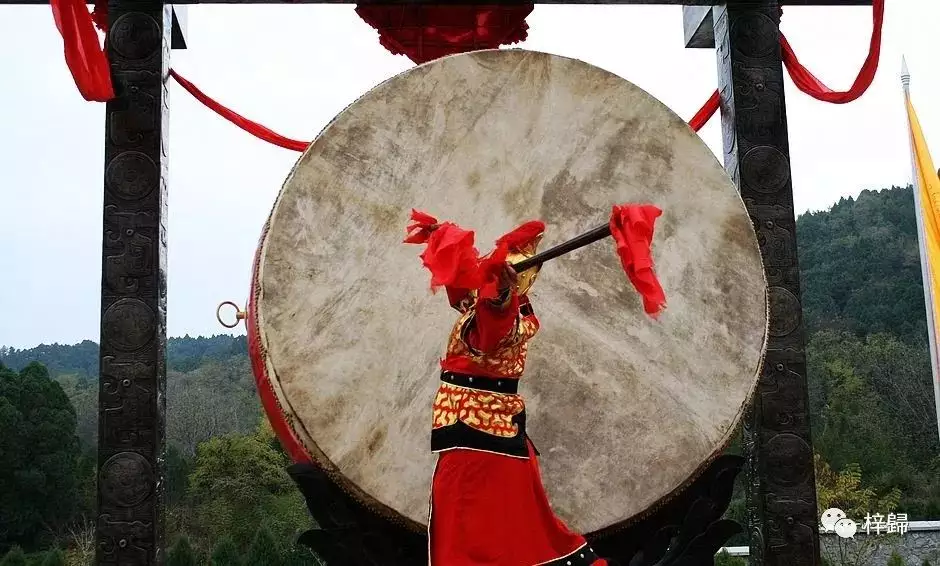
[249,49,767,534]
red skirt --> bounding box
[429,439,607,566]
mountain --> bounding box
[799,186,930,345]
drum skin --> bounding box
[248,49,768,535]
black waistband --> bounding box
[440,371,519,394]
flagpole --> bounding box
[901,57,940,444]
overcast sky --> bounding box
[0,2,936,349]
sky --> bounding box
[0,1,937,349]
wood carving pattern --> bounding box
[97,3,171,565]
[714,3,820,565]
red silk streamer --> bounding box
[689,90,720,132]
[781,0,883,103]
[609,205,667,318]
[49,0,881,150]
[690,0,883,130]
[50,0,113,101]
[169,70,310,152]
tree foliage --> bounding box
[210,536,241,566]
[167,536,197,566]
[39,548,65,566]
[245,526,282,566]
[0,363,80,552]
[0,547,26,566]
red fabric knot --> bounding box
[609,204,667,318]
[355,4,534,64]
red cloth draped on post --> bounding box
[781,0,884,104]
[355,4,534,64]
[50,0,113,101]
[609,204,667,317]
[690,0,884,130]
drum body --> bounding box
[248,49,768,535]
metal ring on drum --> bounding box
[247,49,768,536]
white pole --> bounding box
[901,57,940,444]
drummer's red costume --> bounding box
[405,207,664,566]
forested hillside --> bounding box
[2,185,940,564]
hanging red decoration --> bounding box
[781,0,884,104]
[354,4,534,65]
[50,0,113,101]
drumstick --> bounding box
[511,224,611,272]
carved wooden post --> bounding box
[96,2,171,564]
[713,3,820,565]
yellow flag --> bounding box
[906,97,940,332]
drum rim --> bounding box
[246,48,770,536]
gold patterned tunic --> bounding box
[431,290,539,457]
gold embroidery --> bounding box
[445,309,539,378]
[431,382,524,438]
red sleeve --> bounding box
[466,293,520,353]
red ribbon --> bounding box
[169,70,310,152]
[50,0,883,150]
[780,0,883,104]
[609,204,667,318]
[50,0,113,102]
[690,0,883,131]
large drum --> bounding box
[247,49,767,535]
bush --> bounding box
[714,550,747,566]
[887,552,905,566]
[245,526,282,566]
[283,545,321,566]
[40,549,65,566]
[210,536,241,566]
[0,547,26,566]
[167,536,197,566]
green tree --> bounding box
[210,536,241,566]
[283,545,322,566]
[714,550,746,566]
[39,548,65,566]
[886,553,904,566]
[167,536,197,566]
[244,526,282,566]
[815,454,900,519]
[0,547,26,566]
[187,420,309,546]
[0,363,80,551]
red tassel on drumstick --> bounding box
[610,204,667,317]
[403,209,482,292]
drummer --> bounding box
[406,212,641,566]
